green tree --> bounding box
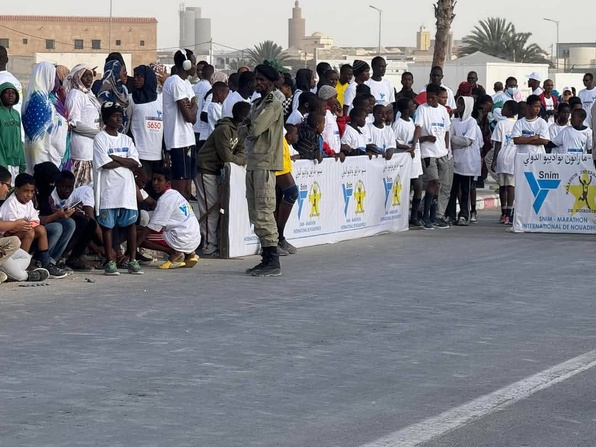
[459,17,551,65]
[245,40,289,66]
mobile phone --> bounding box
[68,200,83,210]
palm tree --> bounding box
[432,0,457,68]
[245,40,289,66]
[459,18,552,65]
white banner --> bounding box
[514,153,596,234]
[226,154,413,258]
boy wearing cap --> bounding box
[241,64,285,277]
[527,72,543,96]
[343,60,370,116]
[93,103,144,276]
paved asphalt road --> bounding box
[1,210,596,447]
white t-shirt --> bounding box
[162,75,195,150]
[66,89,101,161]
[192,79,211,134]
[392,118,423,178]
[343,83,358,109]
[50,185,95,209]
[366,123,395,152]
[147,189,201,253]
[93,131,141,211]
[291,89,305,112]
[197,93,213,139]
[0,194,39,235]
[205,102,223,141]
[414,103,451,159]
[129,94,164,161]
[543,96,555,124]
[491,118,517,175]
[511,117,549,156]
[450,117,482,176]
[322,110,341,154]
[551,127,593,154]
[286,109,304,125]
[420,84,456,109]
[549,122,569,141]
[365,78,395,105]
[341,125,371,151]
[222,90,250,119]
[578,87,596,127]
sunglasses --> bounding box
[0,181,11,188]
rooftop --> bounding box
[0,15,157,24]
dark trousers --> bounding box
[446,174,472,220]
[65,213,98,259]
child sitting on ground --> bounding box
[0,173,67,278]
[137,167,200,269]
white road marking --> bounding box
[361,350,596,447]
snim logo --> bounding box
[524,171,561,213]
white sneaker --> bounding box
[0,271,7,284]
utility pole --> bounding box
[369,5,382,55]
[108,0,113,53]
[543,18,560,71]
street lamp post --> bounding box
[543,18,560,71]
[369,5,382,56]
[108,0,113,53]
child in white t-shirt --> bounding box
[341,107,379,157]
[366,104,396,160]
[551,108,593,154]
[512,95,550,156]
[138,167,201,269]
[491,100,518,225]
[548,103,571,143]
[204,82,229,141]
[393,98,423,226]
[93,102,143,276]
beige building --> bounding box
[0,15,157,76]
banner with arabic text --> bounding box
[226,154,412,258]
[514,153,596,234]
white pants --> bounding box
[0,249,31,281]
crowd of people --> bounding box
[1,43,596,283]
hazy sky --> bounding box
[3,0,595,55]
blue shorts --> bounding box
[170,146,196,180]
[97,208,139,229]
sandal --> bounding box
[184,255,199,268]
[159,260,186,269]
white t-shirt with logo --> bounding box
[366,123,395,152]
[343,82,358,109]
[129,94,164,161]
[147,188,201,253]
[341,125,371,151]
[67,89,101,161]
[323,110,341,154]
[192,79,211,134]
[578,87,596,126]
[222,91,250,119]
[93,131,141,211]
[414,103,451,158]
[365,78,395,105]
[50,185,95,210]
[162,75,195,150]
[450,117,482,177]
[551,126,593,154]
[511,117,549,156]
[392,118,423,178]
[491,118,517,175]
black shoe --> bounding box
[189,194,198,202]
[46,264,67,279]
[135,251,154,265]
[433,218,450,229]
[66,258,94,271]
[422,220,434,230]
[246,257,266,275]
[252,247,281,277]
[27,268,50,282]
[279,239,298,255]
[409,218,424,228]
